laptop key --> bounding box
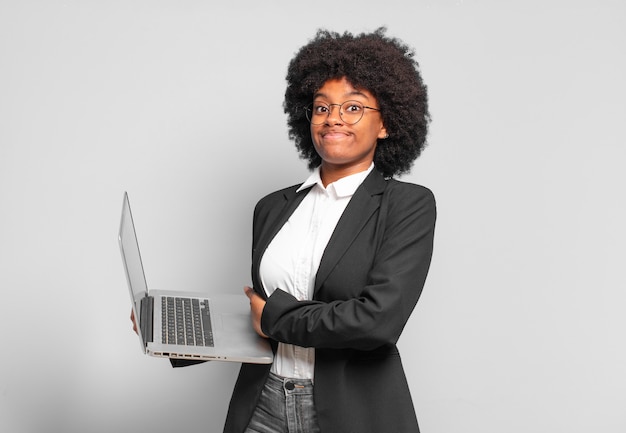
[200,300,214,347]
[161,296,213,347]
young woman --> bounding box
[231,28,436,433]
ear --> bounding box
[377,123,388,140]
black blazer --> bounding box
[224,169,436,433]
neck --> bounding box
[319,161,372,187]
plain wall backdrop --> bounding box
[1,1,625,432]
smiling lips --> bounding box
[321,129,350,140]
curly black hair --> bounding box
[284,27,430,178]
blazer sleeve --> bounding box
[260,182,436,351]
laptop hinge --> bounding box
[140,295,154,343]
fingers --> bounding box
[130,309,138,335]
[243,286,268,339]
[244,285,255,300]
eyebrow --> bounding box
[313,90,370,100]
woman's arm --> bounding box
[259,184,436,351]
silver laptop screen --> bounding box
[118,192,149,347]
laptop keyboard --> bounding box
[161,297,214,347]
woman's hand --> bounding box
[130,309,138,335]
[244,286,269,338]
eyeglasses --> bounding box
[304,100,381,125]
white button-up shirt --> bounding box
[259,164,374,380]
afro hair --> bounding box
[284,27,430,178]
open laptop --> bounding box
[118,192,273,364]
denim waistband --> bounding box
[266,372,314,395]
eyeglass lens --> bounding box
[306,101,366,125]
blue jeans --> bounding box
[244,372,321,433]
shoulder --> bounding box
[255,184,301,209]
[384,178,435,202]
[253,183,308,223]
[363,169,435,203]
[382,178,437,222]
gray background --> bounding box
[1,1,625,432]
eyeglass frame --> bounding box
[304,100,381,125]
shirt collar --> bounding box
[296,163,374,198]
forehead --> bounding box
[313,77,375,101]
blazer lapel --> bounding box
[314,170,387,295]
[252,186,311,297]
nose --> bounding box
[325,103,344,125]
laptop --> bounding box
[118,191,273,364]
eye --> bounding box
[344,102,363,113]
[312,102,329,114]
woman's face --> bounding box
[310,77,387,178]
